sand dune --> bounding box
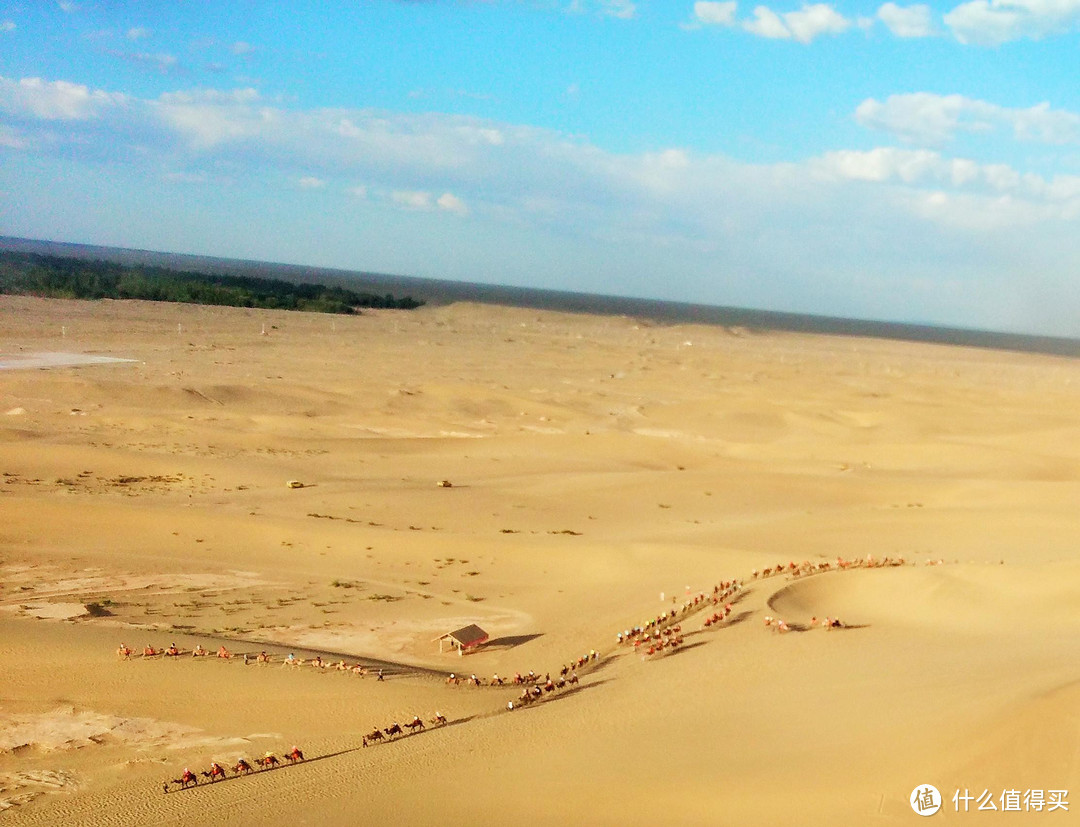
[1,294,1077,824]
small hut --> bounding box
[435,624,489,656]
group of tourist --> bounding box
[118,643,237,660]
[752,554,914,580]
[116,643,388,679]
[614,579,744,657]
[362,714,445,747]
[164,747,304,792]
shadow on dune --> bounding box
[485,633,544,649]
[662,640,709,656]
[724,610,754,626]
[506,678,610,713]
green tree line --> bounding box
[0,252,423,314]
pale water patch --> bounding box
[0,352,137,371]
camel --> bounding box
[310,656,324,669]
[283,654,303,668]
[116,644,132,659]
[191,645,207,657]
[143,645,159,658]
[350,663,367,676]
[165,644,181,657]
[404,717,425,733]
[431,712,448,726]
[233,759,254,775]
[201,763,226,782]
[217,645,232,659]
[286,746,304,763]
[384,723,403,739]
[173,769,197,788]
[568,672,579,685]
[256,651,270,664]
[362,729,384,747]
[256,754,279,769]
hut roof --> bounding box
[435,624,489,649]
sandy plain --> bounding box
[0,293,1078,825]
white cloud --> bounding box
[877,3,935,36]
[744,6,792,37]
[785,3,851,41]
[0,76,128,120]
[944,0,1080,44]
[694,1,738,25]
[600,0,637,18]
[856,92,1080,147]
[57,1,78,11]
[744,3,850,42]
[437,191,468,215]
[126,27,151,41]
[0,124,30,150]
[348,184,368,198]
[567,0,637,18]
[1,21,15,33]
[298,176,326,189]
[392,190,434,210]
[115,51,178,74]
[230,41,256,56]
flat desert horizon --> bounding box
[1,293,1078,825]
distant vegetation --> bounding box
[0,251,423,314]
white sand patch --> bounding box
[0,565,274,604]
[347,425,488,438]
[0,770,79,812]
[0,602,88,620]
[0,707,246,754]
[0,352,137,371]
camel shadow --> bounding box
[507,678,609,713]
[723,610,754,626]
[663,640,709,656]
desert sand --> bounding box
[1,293,1077,825]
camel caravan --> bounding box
[146,548,935,796]
[614,579,743,658]
[749,553,940,581]
[163,747,305,792]
[362,714,446,747]
[117,642,391,681]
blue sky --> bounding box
[2,1,1079,337]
